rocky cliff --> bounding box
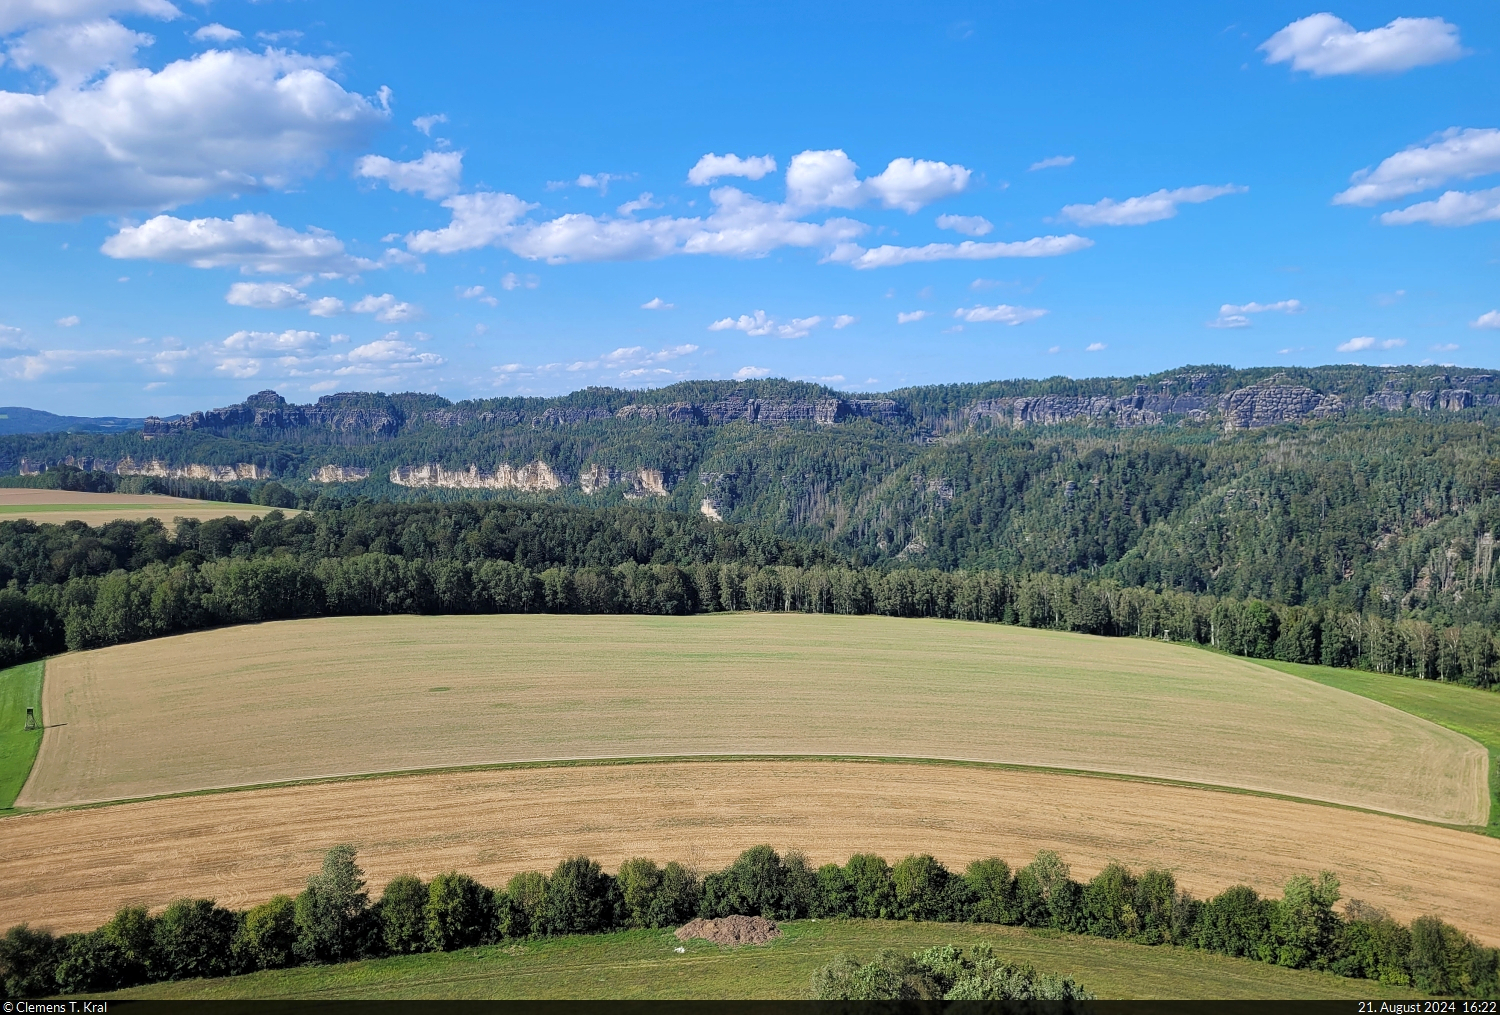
[389,462,565,491]
[20,455,267,481]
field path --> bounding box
[19,613,1488,823]
[2,760,1497,942]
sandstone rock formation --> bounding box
[578,464,669,497]
[309,465,371,483]
[389,462,564,491]
[1219,385,1344,431]
[20,456,266,481]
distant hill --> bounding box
[0,407,144,435]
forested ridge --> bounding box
[9,366,1500,629]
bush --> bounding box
[540,858,618,936]
[0,925,64,998]
[376,876,428,955]
[965,858,1016,925]
[152,899,238,981]
[233,895,297,972]
[891,854,953,922]
[54,931,134,994]
[295,845,371,963]
[702,845,787,919]
[811,944,1096,1001]
[618,858,700,929]
[501,871,548,939]
[425,873,495,952]
[812,863,854,918]
[844,853,895,920]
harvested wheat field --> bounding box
[2,760,1497,942]
[0,488,284,527]
[21,613,1487,823]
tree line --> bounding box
[3,506,1499,688]
[0,845,1493,998]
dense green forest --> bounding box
[7,364,1500,676]
[8,365,1500,628]
[1,501,1496,690]
[3,844,1492,998]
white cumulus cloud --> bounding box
[1337,336,1406,352]
[500,272,538,290]
[225,281,346,317]
[936,214,993,236]
[897,310,930,324]
[412,113,447,136]
[1260,13,1463,76]
[0,47,389,221]
[1061,185,1246,226]
[954,304,1046,325]
[641,297,674,310]
[55,315,80,326]
[706,311,819,338]
[832,314,857,329]
[8,18,153,87]
[784,149,969,212]
[459,284,498,306]
[192,23,240,42]
[864,157,971,213]
[687,153,777,185]
[357,150,463,200]
[733,365,770,380]
[351,293,420,323]
[1086,342,1106,352]
[104,213,378,275]
[833,234,1092,269]
[1335,128,1500,206]
[1380,186,1500,227]
[1208,299,1304,328]
[1029,155,1075,171]
[1472,311,1500,329]
[0,0,179,35]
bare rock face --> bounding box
[1013,395,1117,426]
[112,460,267,482]
[578,464,669,497]
[1220,385,1344,431]
[533,407,613,428]
[310,465,371,483]
[389,461,564,491]
[144,390,407,440]
[29,455,268,480]
[422,408,524,428]
[1441,389,1474,411]
[615,402,705,424]
[699,498,723,521]
[1364,390,1408,411]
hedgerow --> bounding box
[1,845,1494,998]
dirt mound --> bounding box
[674,915,781,946]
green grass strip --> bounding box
[92,920,1430,1001]
[0,661,44,810]
[1254,659,1500,838]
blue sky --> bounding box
[1,0,1498,415]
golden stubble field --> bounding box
[19,613,1488,824]
[2,761,1497,942]
[0,488,284,527]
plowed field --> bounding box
[3,761,1496,942]
[20,614,1487,824]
